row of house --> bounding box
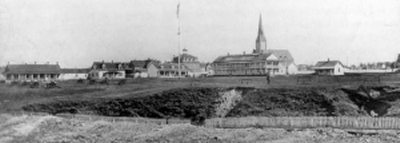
[2,14,371,82]
[0,58,354,83]
[86,50,212,80]
[2,50,213,83]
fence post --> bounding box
[378,76,381,84]
[218,118,222,128]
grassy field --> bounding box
[1,74,400,116]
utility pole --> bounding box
[177,1,181,78]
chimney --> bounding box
[111,60,114,63]
[46,61,49,64]
[34,61,37,64]
[102,60,104,63]
[243,51,246,55]
[56,62,59,65]
[327,58,330,62]
[227,53,230,56]
[182,48,188,54]
[7,61,9,65]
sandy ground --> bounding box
[1,114,400,143]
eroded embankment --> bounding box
[22,86,400,119]
[23,88,235,121]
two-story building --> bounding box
[147,62,189,78]
[129,59,159,78]
[172,48,210,77]
[212,15,297,76]
[212,53,280,76]
[88,61,130,79]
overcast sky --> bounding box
[1,0,400,68]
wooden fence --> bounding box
[205,116,400,130]
[7,111,191,125]
[7,111,400,130]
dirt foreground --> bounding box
[1,114,400,143]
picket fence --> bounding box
[7,111,400,130]
[205,116,400,130]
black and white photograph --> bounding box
[1,0,400,142]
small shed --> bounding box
[314,60,345,75]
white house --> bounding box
[59,68,89,80]
[88,61,129,79]
[129,60,157,78]
[314,60,345,75]
[286,62,298,75]
[172,48,209,77]
[0,67,5,82]
[146,62,190,78]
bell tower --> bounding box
[254,14,267,54]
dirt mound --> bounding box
[24,86,400,118]
[341,85,400,117]
[226,88,338,117]
[23,87,230,121]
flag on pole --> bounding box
[176,3,180,18]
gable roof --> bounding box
[91,62,131,70]
[314,60,343,69]
[61,68,90,74]
[179,53,197,59]
[4,64,61,74]
[130,60,154,69]
[173,53,199,63]
[266,49,294,63]
[213,53,276,63]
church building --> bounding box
[212,15,297,76]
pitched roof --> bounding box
[4,64,61,74]
[61,68,90,74]
[180,53,197,59]
[92,62,131,70]
[152,63,190,71]
[173,53,199,63]
[314,60,343,69]
[213,53,275,63]
[266,49,294,63]
[130,60,152,69]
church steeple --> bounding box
[255,14,267,54]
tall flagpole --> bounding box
[177,1,181,78]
